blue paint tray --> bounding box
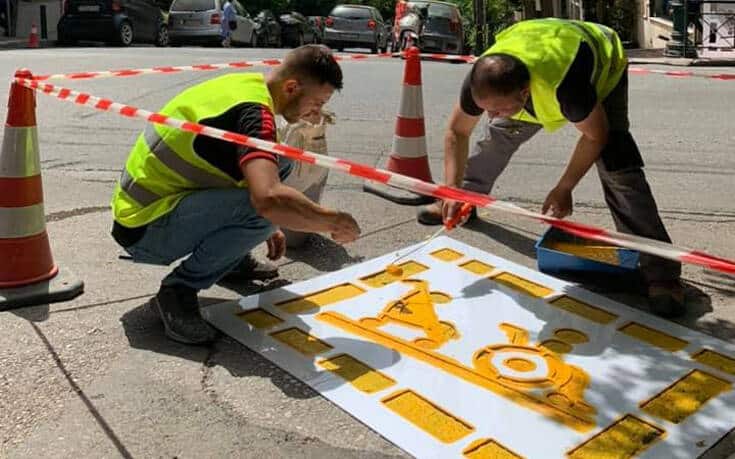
[535,226,640,275]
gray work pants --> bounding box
[462,72,681,283]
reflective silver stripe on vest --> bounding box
[569,22,610,86]
[144,127,233,188]
[119,169,160,206]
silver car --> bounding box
[168,0,257,46]
[397,1,464,54]
[323,4,389,53]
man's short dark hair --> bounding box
[279,44,343,90]
[470,53,530,98]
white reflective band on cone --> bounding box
[0,127,41,177]
[0,204,46,238]
[391,136,428,159]
[398,85,425,119]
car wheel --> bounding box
[371,40,378,54]
[155,25,168,47]
[56,30,75,46]
[296,32,304,47]
[118,21,133,46]
[250,31,257,48]
[276,33,282,48]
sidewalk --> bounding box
[627,47,735,66]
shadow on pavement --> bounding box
[285,234,365,271]
[463,217,539,259]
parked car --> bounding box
[168,0,256,46]
[323,4,389,54]
[307,15,324,43]
[57,0,170,46]
[279,11,318,47]
[396,0,463,54]
[254,9,281,47]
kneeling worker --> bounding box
[111,45,361,344]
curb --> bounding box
[628,57,735,67]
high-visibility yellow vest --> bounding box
[483,19,627,132]
[112,73,275,228]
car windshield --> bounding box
[331,6,371,19]
[170,0,215,12]
[408,2,455,18]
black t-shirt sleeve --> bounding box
[556,42,597,123]
[459,71,484,117]
[235,103,278,168]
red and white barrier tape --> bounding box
[31,53,397,81]
[32,53,735,82]
[14,77,735,275]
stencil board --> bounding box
[203,236,735,459]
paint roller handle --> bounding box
[445,203,473,231]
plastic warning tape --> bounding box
[31,53,397,81]
[15,77,735,275]
[30,53,735,81]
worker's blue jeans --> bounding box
[123,188,275,291]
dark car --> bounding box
[254,9,281,47]
[279,11,317,47]
[57,0,170,46]
[323,4,389,54]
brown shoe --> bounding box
[221,252,279,283]
[647,279,686,318]
[417,201,479,226]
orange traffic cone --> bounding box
[364,47,434,205]
[28,24,39,48]
[0,69,83,310]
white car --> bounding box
[168,0,257,46]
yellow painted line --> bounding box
[431,248,464,262]
[276,283,365,314]
[318,311,596,432]
[641,369,732,424]
[545,241,621,266]
[360,260,429,288]
[237,308,283,329]
[459,260,495,276]
[463,438,523,459]
[548,296,618,325]
[691,349,735,376]
[567,414,664,459]
[382,389,474,443]
[618,322,689,352]
[491,272,554,298]
[318,354,396,394]
[270,328,333,356]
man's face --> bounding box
[280,79,335,123]
[472,87,529,119]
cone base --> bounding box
[0,266,84,311]
[363,181,436,206]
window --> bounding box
[170,0,215,11]
[331,6,372,19]
[650,0,673,20]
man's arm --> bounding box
[242,158,359,243]
[542,102,609,217]
[442,103,481,221]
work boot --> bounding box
[647,279,686,318]
[151,284,219,345]
[221,252,279,283]
[417,201,478,226]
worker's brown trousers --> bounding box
[461,70,681,283]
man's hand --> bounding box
[329,212,361,244]
[442,200,465,225]
[266,230,287,260]
[542,185,573,219]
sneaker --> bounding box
[417,201,478,226]
[647,279,686,318]
[221,252,279,283]
[151,284,219,345]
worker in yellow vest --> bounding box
[111,45,360,344]
[417,19,685,318]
